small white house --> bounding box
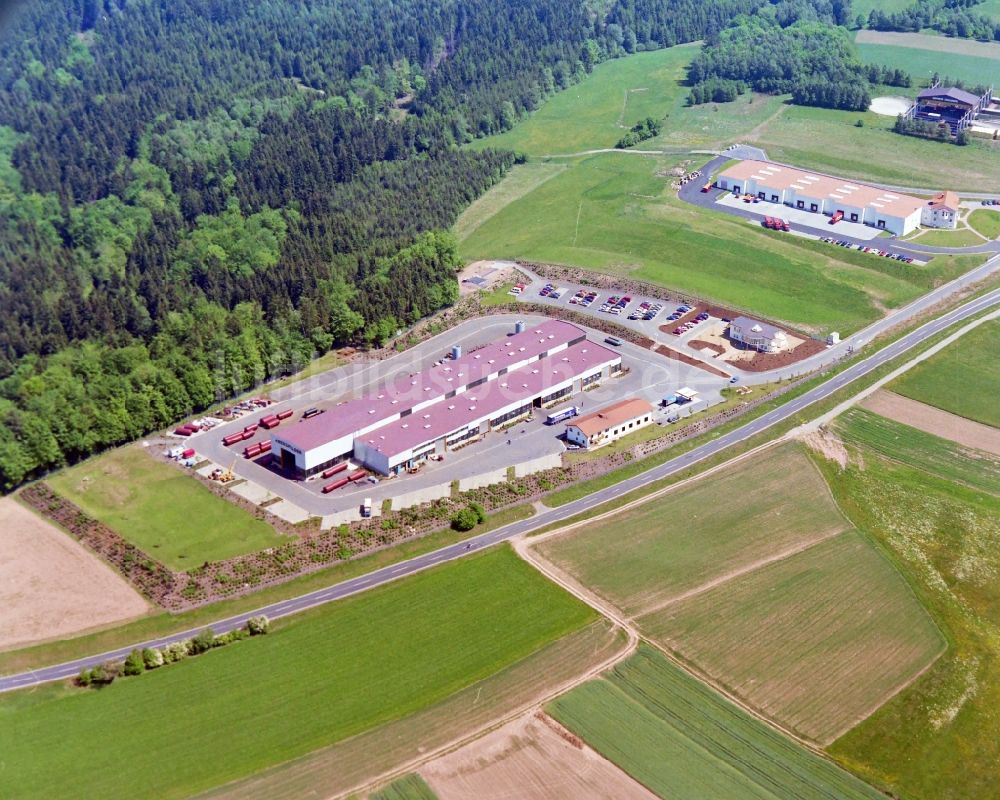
[921,191,960,229]
[728,316,788,353]
[565,398,654,449]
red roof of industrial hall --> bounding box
[360,340,619,459]
[719,160,925,218]
[274,320,587,452]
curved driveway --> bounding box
[3,284,999,693]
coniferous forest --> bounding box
[0,0,881,488]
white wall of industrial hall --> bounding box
[272,320,622,477]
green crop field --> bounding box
[819,452,1000,800]
[835,408,1000,496]
[538,443,854,617]
[745,104,1000,192]
[857,43,1000,88]
[459,152,979,334]
[548,645,885,800]
[468,45,698,157]
[968,208,1000,239]
[890,320,1000,427]
[641,530,944,744]
[0,547,595,800]
[370,774,438,800]
[47,446,285,568]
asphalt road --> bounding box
[4,284,999,694]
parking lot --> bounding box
[512,271,739,366]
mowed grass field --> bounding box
[642,530,944,744]
[835,408,1000,496]
[819,451,1000,799]
[548,645,885,800]
[0,547,596,799]
[47,446,284,569]
[968,208,1000,239]
[890,320,1000,427]
[468,45,698,157]
[538,443,850,617]
[459,152,980,334]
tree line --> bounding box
[0,0,872,490]
[687,10,912,112]
[866,0,1000,43]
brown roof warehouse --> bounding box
[565,398,654,449]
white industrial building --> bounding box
[564,398,654,449]
[716,160,927,235]
[273,320,622,477]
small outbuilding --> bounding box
[565,398,654,449]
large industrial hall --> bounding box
[272,320,622,477]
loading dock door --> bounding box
[280,449,296,471]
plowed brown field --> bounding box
[0,497,149,651]
[421,713,657,800]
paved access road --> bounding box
[3,285,999,694]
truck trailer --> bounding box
[546,406,579,425]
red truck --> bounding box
[181,448,196,459]
[829,210,844,224]
[322,477,350,493]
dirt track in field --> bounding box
[0,497,149,651]
[420,712,658,800]
[862,390,1000,456]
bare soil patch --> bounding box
[870,96,912,117]
[798,428,850,469]
[457,260,516,296]
[421,712,657,800]
[0,497,149,651]
[690,339,725,356]
[861,390,1000,457]
[636,337,730,378]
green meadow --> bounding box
[469,45,698,157]
[460,151,981,334]
[0,547,594,799]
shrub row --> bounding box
[76,616,269,688]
